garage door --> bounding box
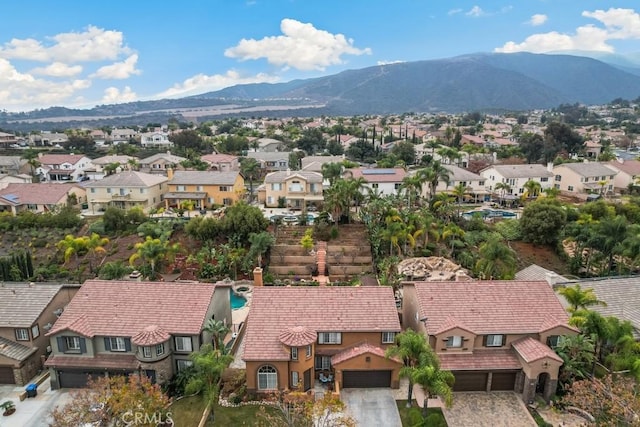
[58,370,101,388]
[491,371,517,391]
[342,370,391,388]
[0,367,15,384]
[452,371,487,392]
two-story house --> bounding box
[402,280,577,403]
[165,169,245,209]
[85,171,167,213]
[243,287,402,394]
[605,159,640,192]
[138,152,186,175]
[45,279,232,389]
[0,156,29,176]
[0,183,86,215]
[0,132,19,148]
[246,152,291,172]
[110,128,138,144]
[346,168,406,197]
[0,283,80,385]
[36,154,93,182]
[139,132,173,149]
[480,164,554,199]
[84,155,138,180]
[200,154,240,172]
[259,170,323,210]
[300,156,345,173]
[431,165,488,201]
[552,162,618,197]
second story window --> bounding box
[143,346,152,358]
[31,325,39,339]
[318,332,341,344]
[107,337,129,352]
[156,343,165,356]
[219,186,230,192]
[291,347,298,360]
[445,336,463,348]
[547,335,564,348]
[306,345,312,357]
[175,336,193,352]
[15,328,29,341]
[382,332,396,344]
[485,334,504,347]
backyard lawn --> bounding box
[397,400,447,427]
[170,396,280,426]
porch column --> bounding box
[485,372,492,392]
[522,375,537,404]
[543,378,557,403]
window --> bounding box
[371,183,379,189]
[175,336,193,352]
[382,332,396,344]
[176,359,193,371]
[140,188,145,194]
[31,325,40,339]
[176,185,186,191]
[107,188,112,193]
[291,371,299,387]
[291,347,298,360]
[90,188,96,193]
[66,336,81,352]
[540,177,548,182]
[223,198,232,206]
[315,356,332,371]
[445,336,463,348]
[143,347,152,358]
[306,345,312,357]
[555,175,561,182]
[258,365,277,390]
[485,334,504,347]
[479,180,485,186]
[394,183,401,190]
[110,337,127,352]
[219,186,230,192]
[318,332,341,344]
[547,335,564,348]
[15,328,29,341]
[156,343,165,356]
[196,186,203,191]
[568,186,574,192]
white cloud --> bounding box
[157,70,280,98]
[0,25,131,63]
[448,8,463,16]
[496,8,640,53]
[528,14,548,26]
[101,86,137,104]
[30,62,83,77]
[466,6,485,17]
[377,60,405,65]
[91,54,141,79]
[224,18,371,71]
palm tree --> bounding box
[413,350,454,418]
[417,161,450,201]
[494,182,512,200]
[85,233,109,274]
[321,162,343,187]
[204,319,230,352]
[129,236,180,279]
[385,330,430,407]
[442,223,465,255]
[450,182,470,217]
[591,215,629,275]
[21,149,41,180]
[400,174,424,209]
[558,283,607,313]
[543,186,560,199]
[240,158,261,202]
[475,236,517,279]
[248,231,275,267]
[522,179,542,200]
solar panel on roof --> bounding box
[3,194,18,202]
[362,169,396,175]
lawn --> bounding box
[169,396,279,427]
[397,400,447,427]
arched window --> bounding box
[257,365,277,390]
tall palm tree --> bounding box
[450,182,470,217]
[321,162,343,187]
[417,161,450,201]
[413,350,454,418]
[475,236,517,279]
[240,158,261,202]
[248,231,275,267]
[494,182,512,200]
[558,283,607,313]
[204,319,230,352]
[400,174,424,209]
[85,233,110,274]
[442,223,465,255]
[522,179,542,200]
[385,330,430,407]
[591,215,629,275]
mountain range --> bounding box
[3,52,640,130]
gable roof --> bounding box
[347,168,406,183]
[515,264,570,282]
[243,287,401,362]
[85,171,167,188]
[410,280,570,335]
[442,165,483,182]
[246,151,291,162]
[0,283,67,327]
[554,162,617,178]
[512,336,563,363]
[0,156,26,168]
[264,170,323,183]
[607,159,640,177]
[139,152,186,165]
[200,153,238,163]
[0,183,82,206]
[38,154,88,165]
[170,170,240,186]
[91,155,137,166]
[47,280,220,337]
[481,164,554,179]
[331,342,395,365]
[301,156,344,172]
[0,336,37,362]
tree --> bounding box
[518,132,544,163]
[321,162,344,187]
[590,215,629,275]
[50,374,172,427]
[257,392,355,427]
[416,161,450,200]
[220,202,269,244]
[494,182,512,199]
[248,231,275,267]
[385,330,431,407]
[558,283,607,313]
[519,200,567,246]
[475,236,517,279]
[20,148,41,179]
[84,232,110,274]
[522,179,542,199]
[555,334,595,390]
[413,348,454,418]
[203,319,230,352]
[240,158,261,202]
[56,234,88,264]
[129,236,180,279]
[391,140,416,165]
[98,260,132,280]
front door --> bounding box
[303,368,312,391]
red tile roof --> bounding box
[346,168,406,183]
[131,325,171,346]
[512,337,562,363]
[0,183,82,206]
[411,281,570,335]
[47,280,218,338]
[439,349,522,371]
[608,159,640,176]
[201,153,238,163]
[278,326,317,347]
[434,316,474,335]
[45,353,138,370]
[331,342,399,365]
[242,287,401,362]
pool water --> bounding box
[231,293,247,310]
[462,209,517,219]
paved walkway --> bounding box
[0,377,72,427]
[341,389,402,427]
[391,378,444,409]
[537,405,590,426]
[442,392,537,427]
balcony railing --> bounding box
[112,193,130,199]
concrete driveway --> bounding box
[0,378,72,427]
[341,388,402,427]
[442,392,537,427]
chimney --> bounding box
[253,267,263,286]
[167,168,174,180]
[286,168,291,176]
[545,272,560,287]
[546,162,553,173]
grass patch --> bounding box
[169,396,280,426]
[397,400,447,427]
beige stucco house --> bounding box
[552,162,618,196]
[0,183,85,215]
[480,163,554,198]
[606,159,640,191]
[259,170,323,210]
[85,171,167,212]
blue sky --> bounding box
[2,1,640,112]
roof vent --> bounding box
[43,323,53,331]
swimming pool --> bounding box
[462,209,518,219]
[231,293,247,310]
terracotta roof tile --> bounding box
[47,280,218,337]
[0,283,65,327]
[45,353,139,370]
[0,183,82,206]
[439,349,522,371]
[131,325,171,346]
[434,316,474,335]
[0,336,37,361]
[243,287,401,362]
[412,281,571,335]
[346,168,406,183]
[278,326,317,347]
[512,337,563,363]
[331,343,393,365]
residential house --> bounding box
[346,168,406,197]
[165,169,244,209]
[138,152,186,175]
[0,283,80,385]
[200,153,240,172]
[85,171,167,212]
[480,164,554,198]
[242,287,402,393]
[434,165,488,201]
[0,174,32,190]
[84,155,138,180]
[606,159,640,191]
[414,144,469,168]
[259,170,323,210]
[552,162,618,197]
[300,155,345,173]
[36,154,93,182]
[256,138,285,152]
[0,183,85,215]
[0,156,29,176]
[28,132,68,147]
[110,128,138,144]
[247,152,291,172]
[45,279,232,389]
[139,131,173,149]
[402,280,577,402]
[0,132,19,148]
[584,141,603,159]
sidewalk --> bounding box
[391,378,444,408]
